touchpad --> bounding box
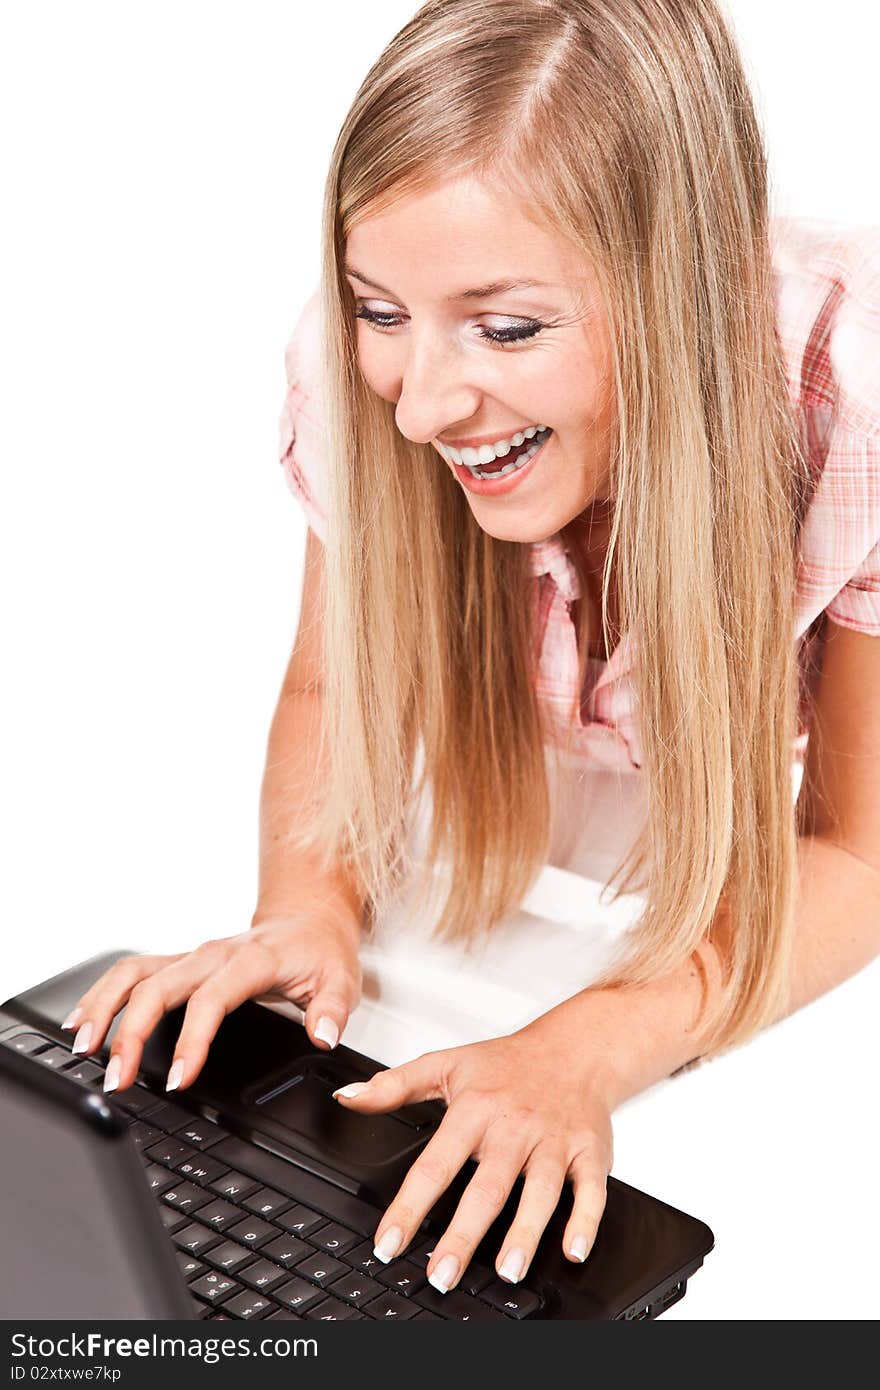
[244,1055,426,1169]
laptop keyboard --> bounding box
[2,1030,545,1322]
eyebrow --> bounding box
[344,265,552,302]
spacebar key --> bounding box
[210,1136,379,1239]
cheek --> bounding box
[356,332,399,403]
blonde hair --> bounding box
[289,0,813,1058]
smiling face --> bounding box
[344,173,617,544]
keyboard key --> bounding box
[62,1059,104,1085]
[376,1260,426,1296]
[115,1086,160,1117]
[129,1122,164,1151]
[243,1186,293,1219]
[415,1286,507,1320]
[196,1199,242,1231]
[34,1046,77,1070]
[159,1206,187,1233]
[162,1182,212,1215]
[144,1163,177,1194]
[480,1280,543,1318]
[309,1222,360,1256]
[265,1307,305,1320]
[261,1234,313,1268]
[362,1290,420,1320]
[292,1252,349,1288]
[406,1235,437,1268]
[304,1298,363,1321]
[458,1262,494,1296]
[209,1170,261,1202]
[328,1271,385,1307]
[210,1135,378,1238]
[175,1252,207,1280]
[191,1272,241,1303]
[413,1309,442,1320]
[226,1216,278,1249]
[144,1100,197,1132]
[175,1118,229,1150]
[172,1223,222,1257]
[221,1291,272,1319]
[145,1138,198,1168]
[176,1154,229,1186]
[273,1277,324,1312]
[346,1241,385,1276]
[275,1204,325,1238]
[3,1032,50,1055]
[201,1241,254,1274]
[237,1260,288,1293]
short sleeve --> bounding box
[796,227,880,638]
[278,286,329,543]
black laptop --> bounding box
[0,950,714,1321]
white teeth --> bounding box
[493,438,512,458]
[511,431,525,447]
[477,444,496,465]
[524,426,537,438]
[460,447,480,466]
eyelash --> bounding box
[354,305,545,346]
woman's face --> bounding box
[345,173,616,544]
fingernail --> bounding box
[569,1234,589,1262]
[373,1226,403,1263]
[332,1082,368,1100]
[314,1016,339,1048]
[61,1008,83,1032]
[498,1247,527,1283]
[71,1022,93,1055]
[166,1058,186,1092]
[428,1253,459,1294]
[103,1056,121,1093]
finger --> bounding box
[101,940,257,1092]
[562,1148,609,1264]
[64,954,185,1058]
[425,1137,529,1294]
[302,965,360,1051]
[494,1141,567,1285]
[370,1100,487,1268]
[331,1050,447,1110]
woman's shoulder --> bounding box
[772,218,880,639]
[278,286,327,541]
[770,215,880,438]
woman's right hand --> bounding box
[60,910,363,1095]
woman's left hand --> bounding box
[332,1016,618,1292]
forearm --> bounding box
[252,688,366,933]
[532,834,880,1109]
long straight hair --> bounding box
[288,0,813,1058]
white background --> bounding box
[1,2,877,1319]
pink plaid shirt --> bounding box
[279,217,880,774]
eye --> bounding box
[478,320,545,345]
[354,304,547,348]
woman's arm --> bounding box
[253,528,365,933]
[540,831,880,1111]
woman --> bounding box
[61,0,880,1297]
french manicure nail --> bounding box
[71,1022,93,1055]
[569,1234,589,1262]
[373,1226,403,1263]
[314,1016,339,1048]
[428,1253,459,1294]
[166,1058,185,1092]
[332,1082,368,1100]
[61,1008,82,1032]
[498,1247,527,1283]
[103,1056,121,1093]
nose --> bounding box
[393,325,482,446]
